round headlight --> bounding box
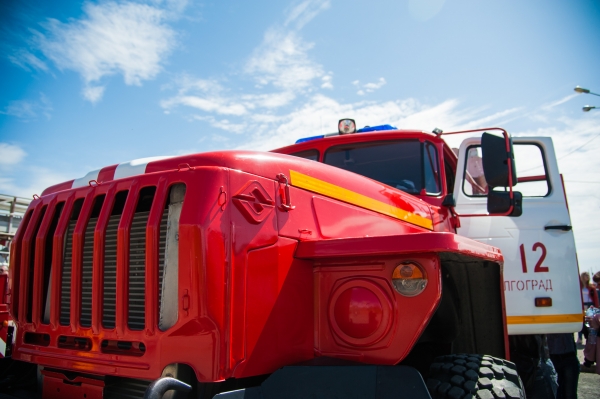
[392,262,427,297]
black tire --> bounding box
[426,354,525,399]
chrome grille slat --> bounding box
[157,212,168,314]
[102,214,121,329]
[80,218,97,327]
[128,211,149,330]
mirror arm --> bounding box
[502,130,515,216]
[440,127,509,138]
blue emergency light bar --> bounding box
[295,124,397,144]
[295,135,325,143]
[357,124,396,133]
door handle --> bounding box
[544,225,572,231]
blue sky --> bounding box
[1,0,600,271]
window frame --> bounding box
[461,142,552,198]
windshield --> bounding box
[323,140,441,195]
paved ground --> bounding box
[576,341,599,399]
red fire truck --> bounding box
[1,267,14,359]
[7,123,530,398]
[1,194,32,359]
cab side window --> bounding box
[462,143,550,197]
[462,147,488,196]
[423,142,441,195]
[512,144,550,196]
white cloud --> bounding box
[0,167,71,198]
[321,74,333,89]
[284,0,331,30]
[164,95,248,116]
[462,107,523,129]
[8,50,49,72]
[162,0,331,125]
[364,78,386,90]
[164,73,520,154]
[0,143,27,166]
[33,1,178,102]
[238,96,489,151]
[159,1,514,154]
[514,116,600,162]
[162,76,214,96]
[193,116,248,134]
[83,85,106,103]
[242,92,296,109]
[245,0,329,92]
[353,78,386,95]
[1,101,37,119]
[541,93,578,110]
[0,93,53,120]
[161,76,297,116]
[246,30,323,91]
[161,78,249,116]
[151,0,190,17]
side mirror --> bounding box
[487,190,523,217]
[481,132,521,216]
[481,132,517,188]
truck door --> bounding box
[453,136,581,334]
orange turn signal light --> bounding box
[535,297,552,307]
[392,262,427,297]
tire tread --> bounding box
[426,354,525,399]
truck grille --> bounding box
[13,183,184,334]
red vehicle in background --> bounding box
[5,121,526,399]
[1,194,32,359]
[1,266,14,359]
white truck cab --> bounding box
[454,136,581,335]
